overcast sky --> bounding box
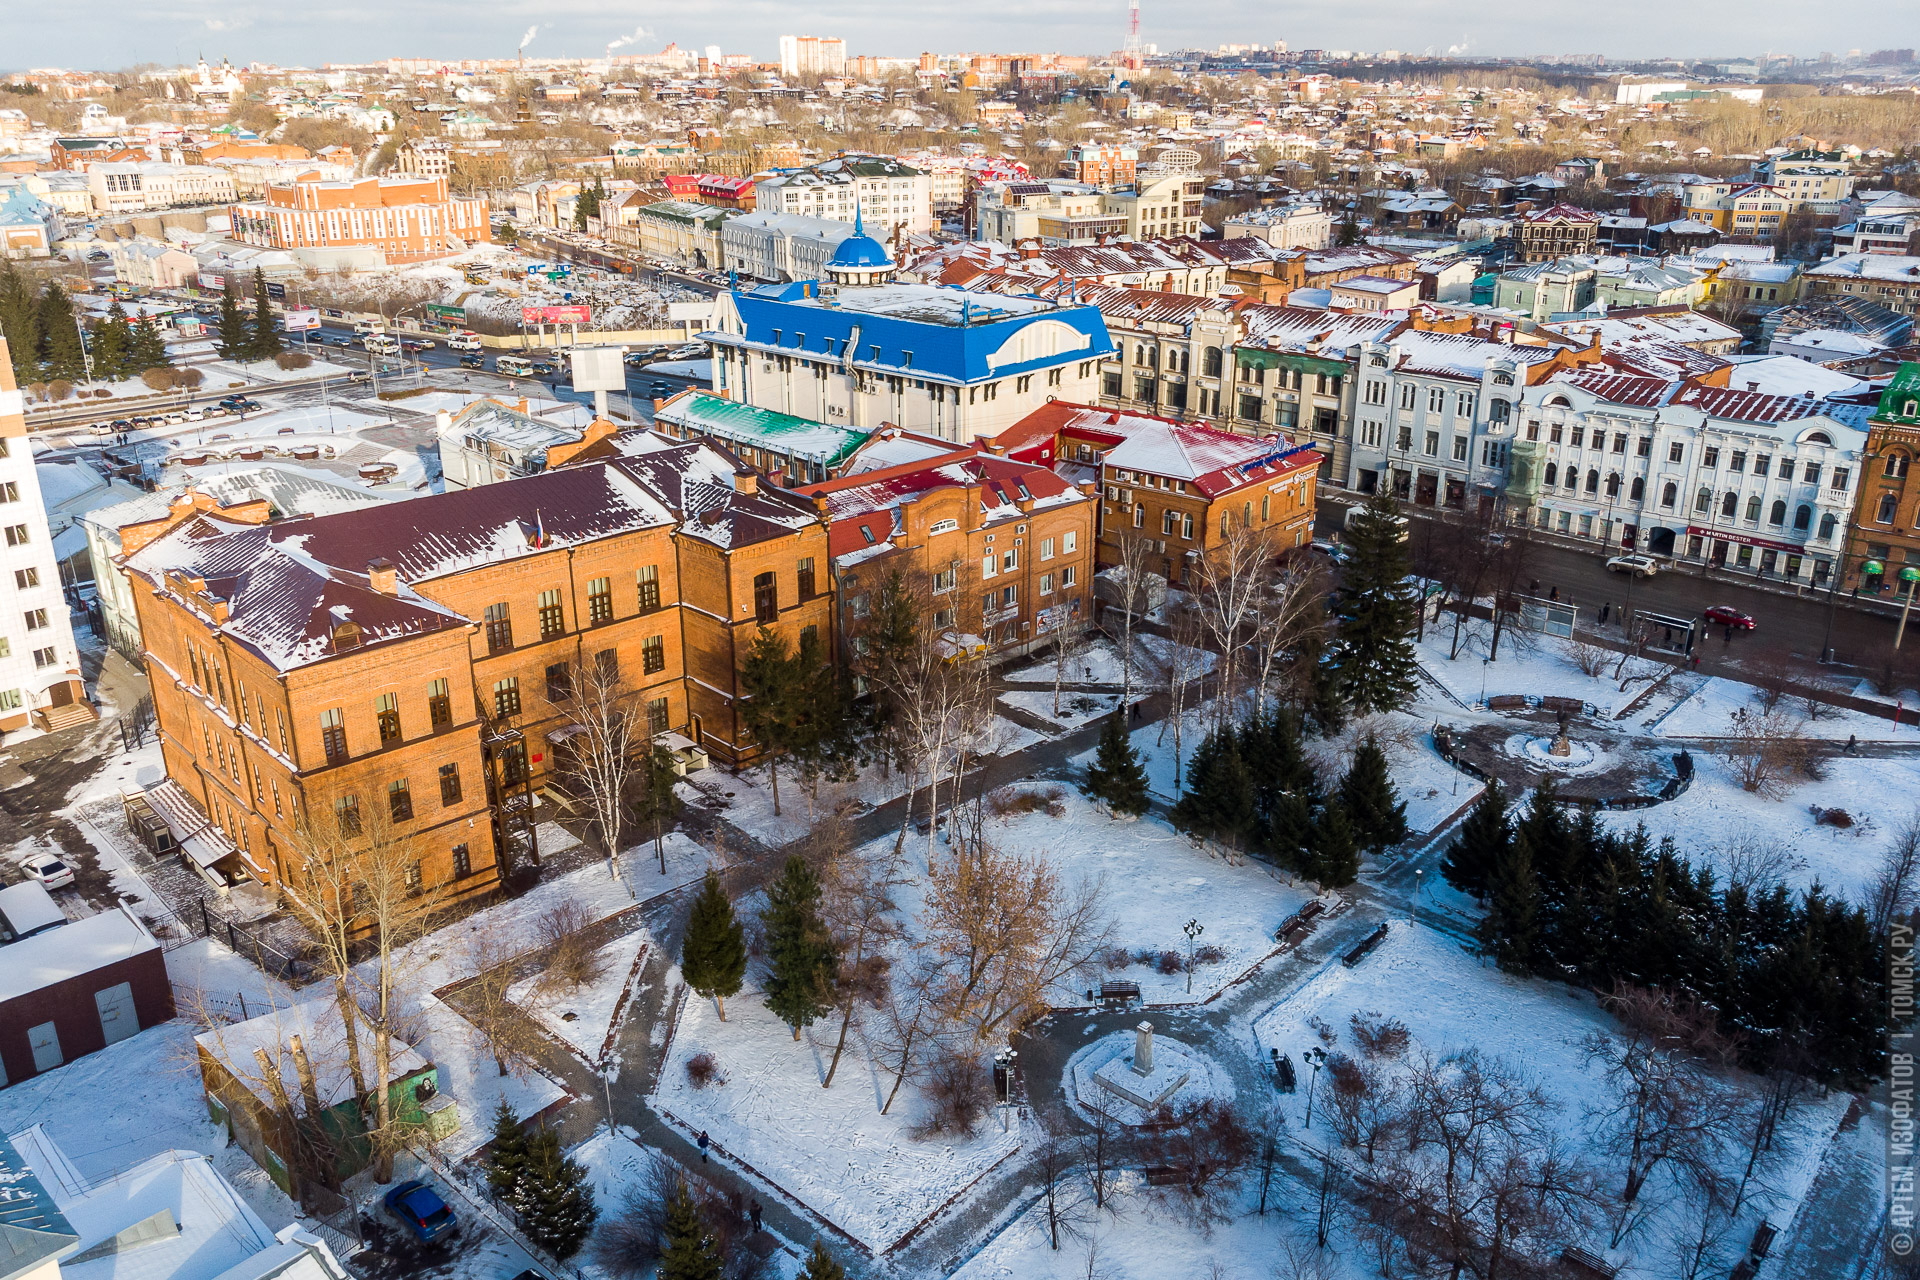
[9,0,1891,73]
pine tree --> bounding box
[485,1099,529,1197]
[1310,799,1360,888]
[658,1184,724,1280]
[1338,734,1408,853]
[761,854,835,1039]
[506,1126,598,1259]
[1171,725,1254,849]
[93,301,132,382]
[681,870,746,1020]
[1267,788,1317,877]
[1441,779,1509,899]
[800,1241,846,1280]
[739,626,801,816]
[0,261,37,382]
[1480,826,1542,973]
[1330,490,1420,715]
[249,268,282,360]
[128,313,169,371]
[214,279,250,360]
[36,284,85,382]
[1084,713,1149,816]
[1337,212,1359,245]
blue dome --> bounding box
[829,231,893,269]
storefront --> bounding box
[1683,524,1827,585]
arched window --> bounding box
[1203,346,1222,377]
[1769,499,1787,526]
[1630,477,1645,502]
[1585,469,1600,494]
[1804,430,1832,445]
[1543,462,1558,486]
[1887,452,1910,479]
[1794,504,1812,531]
[1565,467,1579,490]
[1819,512,1838,540]
[1662,481,1678,509]
[1605,472,1621,498]
[1696,487,1712,513]
[1543,393,1571,408]
[1722,492,1738,518]
[1746,496,1762,522]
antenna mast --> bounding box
[1123,0,1143,69]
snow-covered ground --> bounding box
[998,688,1120,734]
[652,978,1021,1253]
[200,355,354,385]
[1002,634,1218,689]
[508,932,651,1066]
[1415,627,1664,717]
[638,359,711,379]
[1655,672,1914,742]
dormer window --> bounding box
[331,621,362,652]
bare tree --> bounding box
[869,958,940,1115]
[921,838,1110,1042]
[455,924,547,1079]
[1032,1108,1094,1250]
[551,654,649,879]
[1051,628,1091,718]
[1107,523,1162,710]
[1716,830,1797,895]
[1160,600,1209,792]
[1189,524,1279,725]
[1078,1087,1127,1212]
[1867,809,1920,933]
[818,816,904,1089]
[1666,1177,1741,1280]
[1562,636,1613,678]
[1141,1096,1257,1229]
[1248,557,1331,716]
[1720,706,1811,797]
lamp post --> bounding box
[1897,565,1920,650]
[1413,868,1423,926]
[1183,918,1204,994]
[1303,1045,1328,1128]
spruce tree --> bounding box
[1338,734,1408,852]
[485,1099,529,1197]
[1085,713,1149,816]
[129,313,168,371]
[800,1241,846,1280]
[214,279,250,360]
[1480,827,1542,973]
[1330,490,1420,715]
[36,284,85,382]
[1172,725,1255,849]
[1267,788,1317,877]
[0,261,37,381]
[249,268,282,359]
[506,1126,597,1259]
[1310,799,1360,888]
[658,1183,724,1280]
[761,855,835,1039]
[681,870,746,1020]
[739,626,800,815]
[1441,779,1509,899]
[94,301,132,381]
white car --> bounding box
[21,852,75,891]
[1605,554,1659,578]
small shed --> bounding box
[0,880,65,943]
[0,905,173,1088]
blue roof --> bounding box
[716,283,1116,386]
[827,206,893,269]
[0,185,51,228]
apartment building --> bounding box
[778,35,847,77]
[1221,204,1334,251]
[1804,254,1920,318]
[972,181,1124,247]
[995,402,1320,586]
[1514,204,1599,263]
[86,162,237,214]
[226,174,491,266]
[1066,144,1138,187]
[121,449,830,912]
[799,439,1097,658]
[1515,369,1865,586]
[1843,364,1920,599]
[754,156,932,238]
[0,340,91,735]
[1097,173,1206,241]
[393,137,452,178]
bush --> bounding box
[1155,949,1182,975]
[1350,1011,1411,1058]
[47,380,72,401]
[1102,945,1130,971]
[684,1052,723,1088]
[275,350,312,371]
[1814,806,1854,829]
[140,367,174,391]
[1190,943,1227,968]
[908,1054,991,1139]
[535,900,607,992]
[25,382,47,401]
[174,367,203,390]
[986,785,1066,819]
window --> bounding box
[501,742,528,786]
[320,708,347,764]
[1879,493,1899,523]
[1585,470,1600,495]
[637,565,661,611]
[982,552,998,579]
[1730,450,1747,473]
[1064,530,1077,553]
[643,635,665,674]
[546,662,572,701]
[1832,467,1849,491]
[1668,442,1684,464]
[753,572,777,623]
[797,557,815,599]
[538,588,564,639]
[1571,427,1585,448]
[1704,447,1720,468]
[494,676,521,717]
[452,844,471,878]
[932,564,955,593]
[1661,482,1677,509]
[646,697,669,734]
[1428,386,1445,412]
[1133,504,1145,528]
[1746,496,1763,522]
[428,678,451,729]
[0,482,14,503]
[1452,435,1469,462]
[1629,477,1644,502]
[1637,436,1652,458]
[1040,537,1055,561]
[1488,399,1511,426]
[439,763,462,806]
[389,779,413,823]
[1182,513,1195,539]
[1794,504,1812,531]
[1062,565,1078,588]
[484,602,512,652]
[1040,572,1055,595]
[1002,547,1018,572]
[1544,462,1558,487]
[405,862,423,896]
[1769,499,1787,526]
[375,693,401,744]
[1399,383,1417,410]
[1805,463,1822,487]
[1721,492,1738,518]
[587,576,613,624]
[3,525,27,546]
[13,567,37,589]
[1820,512,1838,540]
[1889,453,1911,479]
[1754,456,1771,478]
[335,795,361,836]
[1605,473,1621,499]
[23,608,47,631]
[1424,430,1439,457]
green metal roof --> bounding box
[654,392,870,466]
[1877,363,1920,427]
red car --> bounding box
[1703,605,1756,631]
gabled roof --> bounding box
[652,390,868,468]
[0,1130,77,1280]
[1670,382,1830,424]
[1522,202,1600,224]
[996,402,1316,499]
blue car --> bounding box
[383,1180,458,1243]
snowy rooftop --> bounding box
[652,390,868,467]
[0,881,66,941]
[195,998,429,1111]
[0,908,158,1005]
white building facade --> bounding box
[754,157,933,238]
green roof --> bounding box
[654,392,870,466]
[1877,362,1920,427]
[638,200,730,229]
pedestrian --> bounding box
[1723,625,1732,646]
[697,1130,710,1163]
[1599,601,1611,625]
[1529,578,1540,596]
[1130,700,1140,723]
[1549,586,1559,602]
[750,1199,763,1233]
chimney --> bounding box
[733,467,758,495]
[435,408,452,433]
[367,558,398,594]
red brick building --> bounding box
[0,906,173,1087]
[227,174,491,264]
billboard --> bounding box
[570,346,625,392]
[197,272,225,291]
[265,281,287,300]
[522,305,591,326]
[283,308,321,332]
[426,303,466,323]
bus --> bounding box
[363,333,401,355]
[495,355,538,376]
[446,331,482,352]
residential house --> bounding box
[0,906,171,1088]
[652,391,869,486]
[1803,254,1920,319]
[1514,204,1599,263]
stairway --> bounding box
[34,701,99,733]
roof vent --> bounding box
[733,468,758,495]
[367,558,398,595]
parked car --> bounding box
[384,1181,457,1244]
[1605,554,1659,578]
[1703,605,1756,631]
[21,852,75,891]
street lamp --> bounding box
[1412,868,1423,927]
[1302,1045,1329,1128]
[1896,566,1920,650]
[1183,918,1204,994]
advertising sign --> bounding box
[282,308,321,332]
[522,305,591,326]
[197,272,225,291]
[426,303,466,323]
[265,281,287,300]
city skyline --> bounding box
[9,0,1898,72]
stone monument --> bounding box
[1094,1019,1192,1109]
[1549,710,1573,758]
